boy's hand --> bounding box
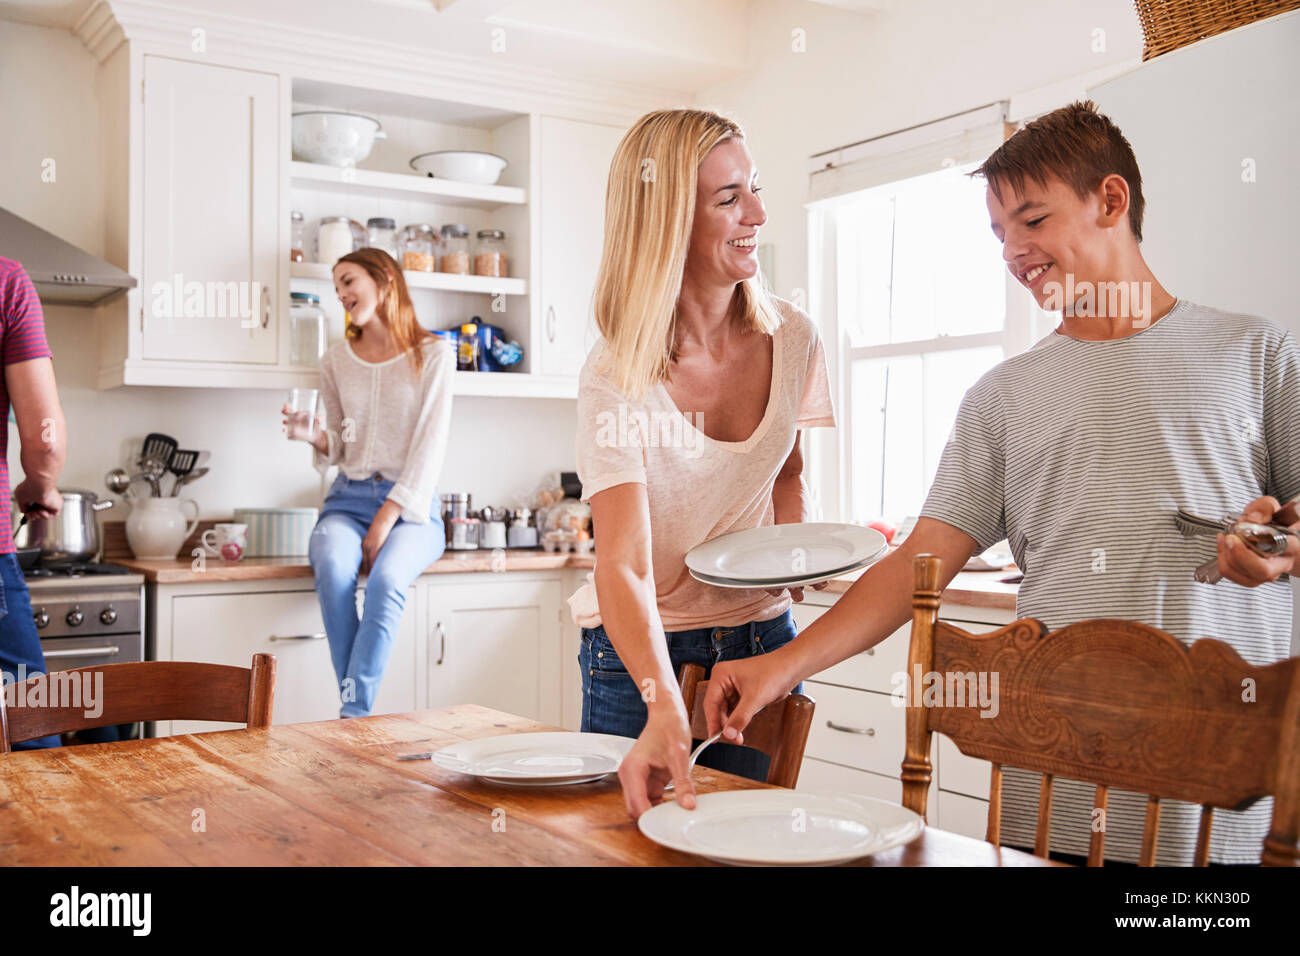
[1217,495,1299,586]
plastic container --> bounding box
[289,292,327,367]
[457,322,479,371]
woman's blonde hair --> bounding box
[335,247,430,376]
[592,108,782,400]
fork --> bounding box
[662,731,724,793]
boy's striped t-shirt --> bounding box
[0,257,54,554]
[920,299,1300,864]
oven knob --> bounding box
[66,607,84,627]
[100,607,118,626]
[34,608,49,629]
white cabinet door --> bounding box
[425,576,564,724]
[537,116,624,377]
[141,56,279,363]
[164,586,417,735]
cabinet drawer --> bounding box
[797,757,901,802]
[937,734,992,799]
[807,621,909,695]
[166,587,416,734]
[803,682,904,777]
[938,790,991,842]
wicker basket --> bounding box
[1133,0,1300,58]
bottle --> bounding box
[457,323,479,371]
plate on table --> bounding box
[638,790,924,866]
[430,732,636,786]
[686,523,887,588]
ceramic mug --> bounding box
[202,523,248,562]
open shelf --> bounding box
[290,261,526,296]
[290,161,525,210]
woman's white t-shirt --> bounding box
[568,299,836,630]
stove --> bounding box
[25,561,146,742]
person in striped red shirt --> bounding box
[1,256,68,749]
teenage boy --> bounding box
[625,102,1300,865]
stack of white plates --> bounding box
[685,522,888,589]
[638,790,924,865]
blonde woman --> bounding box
[570,108,836,818]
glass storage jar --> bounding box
[439,224,470,275]
[401,224,437,272]
[366,217,399,262]
[473,229,507,278]
[290,211,305,263]
[289,292,327,367]
[316,216,354,265]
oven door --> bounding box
[38,633,145,742]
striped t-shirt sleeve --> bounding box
[919,375,1007,552]
[1,261,52,366]
[1264,331,1300,504]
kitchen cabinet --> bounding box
[536,116,625,378]
[140,56,280,365]
[151,579,418,736]
[423,574,565,725]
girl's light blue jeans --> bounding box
[309,473,444,718]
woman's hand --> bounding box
[1216,495,1300,586]
[361,500,403,573]
[618,701,696,819]
[282,401,327,452]
[766,580,830,603]
[704,652,798,747]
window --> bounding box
[808,157,1041,527]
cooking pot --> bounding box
[11,488,114,562]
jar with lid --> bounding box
[401,224,436,272]
[366,217,399,262]
[289,292,327,367]
[439,224,470,275]
[290,211,305,263]
[316,216,354,265]
[473,230,507,278]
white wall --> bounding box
[0,17,578,518]
[695,0,1144,303]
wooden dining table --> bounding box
[0,705,1059,866]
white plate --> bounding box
[430,732,635,786]
[690,564,862,590]
[685,523,887,586]
[638,790,924,866]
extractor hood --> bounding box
[0,206,136,307]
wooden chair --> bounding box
[678,662,815,789]
[899,554,1300,866]
[1,654,276,752]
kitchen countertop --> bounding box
[112,550,1018,610]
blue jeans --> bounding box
[309,474,444,718]
[0,552,61,749]
[579,610,801,782]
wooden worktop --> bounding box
[111,549,1017,610]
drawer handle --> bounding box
[43,645,120,659]
[826,719,874,736]
[546,306,556,342]
[269,633,326,642]
[434,621,446,666]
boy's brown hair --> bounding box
[974,100,1146,242]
